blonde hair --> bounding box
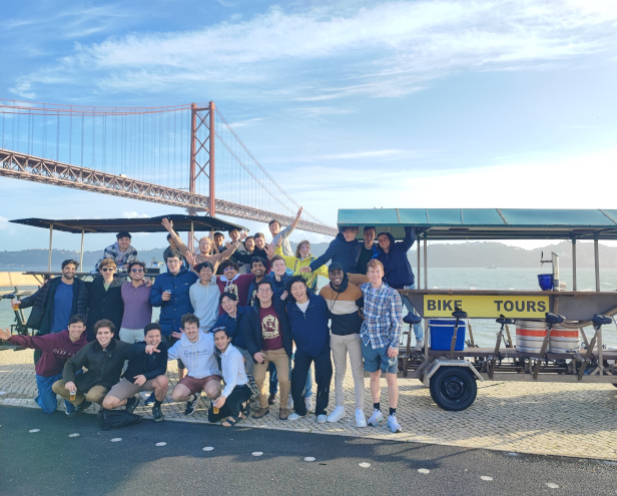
[366,259,384,272]
[98,258,117,270]
[295,240,311,259]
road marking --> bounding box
[155,442,167,447]
[28,429,40,433]
[418,469,430,474]
[304,457,316,462]
[359,463,371,468]
[68,433,80,438]
[203,447,214,451]
[546,483,559,489]
[252,452,263,457]
[480,476,493,481]
[508,452,518,456]
[110,438,122,442]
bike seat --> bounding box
[545,312,565,325]
[496,317,515,325]
[403,313,422,325]
[592,314,612,327]
[452,309,468,320]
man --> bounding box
[13,260,89,360]
[101,323,169,422]
[267,255,291,299]
[360,259,403,433]
[168,314,221,416]
[376,227,423,350]
[209,327,252,426]
[161,218,241,273]
[242,280,292,420]
[93,231,137,274]
[52,319,157,417]
[189,262,221,333]
[319,263,366,427]
[85,259,124,342]
[229,228,249,273]
[269,206,303,257]
[150,251,198,380]
[233,236,270,273]
[354,226,379,275]
[119,261,153,343]
[163,233,188,270]
[246,257,267,307]
[286,277,332,423]
[212,292,252,374]
[216,260,253,313]
[301,227,368,285]
[0,314,88,415]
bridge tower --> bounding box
[189,101,216,217]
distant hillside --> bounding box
[2,240,613,271]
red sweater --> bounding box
[8,329,88,377]
[216,274,254,315]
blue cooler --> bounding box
[429,318,467,351]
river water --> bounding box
[2,267,616,347]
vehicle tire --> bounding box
[429,366,477,411]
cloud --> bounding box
[0,216,9,230]
[12,0,617,100]
[122,211,150,219]
[316,149,407,160]
[226,117,263,128]
[294,106,355,117]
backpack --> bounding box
[98,408,142,431]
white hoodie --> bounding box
[168,331,220,379]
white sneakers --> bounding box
[326,406,346,423]
[387,414,402,433]
[415,339,425,351]
[355,409,367,428]
[317,414,327,423]
[367,409,384,427]
[304,396,314,413]
[288,412,305,420]
[287,395,294,410]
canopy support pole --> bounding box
[594,236,600,292]
[571,239,577,291]
[417,240,420,290]
[423,235,428,290]
[190,221,195,254]
[48,224,54,272]
[79,229,85,271]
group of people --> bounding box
[4,208,422,433]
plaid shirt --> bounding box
[92,242,138,273]
[360,282,402,349]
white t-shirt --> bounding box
[297,300,310,313]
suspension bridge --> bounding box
[0,100,337,236]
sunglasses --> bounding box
[131,268,144,273]
[223,266,236,271]
[101,268,115,272]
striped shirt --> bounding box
[359,282,402,349]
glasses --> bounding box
[101,268,115,272]
[258,288,272,294]
[131,268,144,273]
[223,267,236,271]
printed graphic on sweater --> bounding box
[224,282,239,299]
[261,315,279,340]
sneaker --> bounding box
[279,408,290,420]
[253,407,270,419]
[288,412,306,421]
[125,396,140,414]
[415,339,425,351]
[317,414,327,424]
[387,414,402,433]
[304,396,314,413]
[355,409,367,428]
[152,404,164,422]
[67,400,91,418]
[367,409,383,427]
[184,395,198,416]
[144,392,156,405]
[327,406,346,423]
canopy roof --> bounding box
[10,214,247,235]
[337,209,617,241]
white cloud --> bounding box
[12,0,617,99]
[294,106,355,117]
[226,117,263,128]
[122,211,150,219]
[317,149,406,160]
[0,216,9,230]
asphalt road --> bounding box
[1,405,616,496]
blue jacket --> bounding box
[377,227,416,289]
[123,341,168,383]
[286,292,330,358]
[266,273,291,299]
[210,305,250,350]
[309,232,359,274]
[149,268,198,336]
[241,296,292,360]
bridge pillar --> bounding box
[189,101,216,218]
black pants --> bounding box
[292,346,332,416]
[208,385,252,422]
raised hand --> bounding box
[161,218,173,232]
[264,243,275,259]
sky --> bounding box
[1,0,617,253]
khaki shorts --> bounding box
[106,378,156,402]
[178,375,221,395]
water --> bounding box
[2,268,616,347]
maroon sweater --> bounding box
[8,329,88,377]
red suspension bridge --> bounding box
[0,100,336,236]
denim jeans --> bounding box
[403,283,424,341]
[35,372,75,414]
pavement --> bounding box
[2,349,617,461]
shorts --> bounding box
[361,341,398,375]
[107,378,155,401]
[178,375,221,395]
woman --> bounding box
[267,240,328,291]
[209,327,252,427]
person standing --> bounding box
[286,277,332,423]
[211,293,252,374]
[189,262,221,333]
[242,280,292,420]
[0,314,88,415]
[119,261,153,343]
[266,255,291,299]
[266,240,328,292]
[85,259,124,342]
[376,227,423,350]
[216,260,253,313]
[101,323,169,423]
[354,227,379,275]
[269,207,303,257]
[360,259,403,433]
[246,257,267,307]
[92,231,138,274]
[209,327,252,426]
[319,263,366,427]
[150,251,198,380]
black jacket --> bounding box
[63,338,145,392]
[85,278,124,341]
[123,341,168,384]
[242,296,292,361]
[20,277,89,335]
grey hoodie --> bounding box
[167,331,220,379]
